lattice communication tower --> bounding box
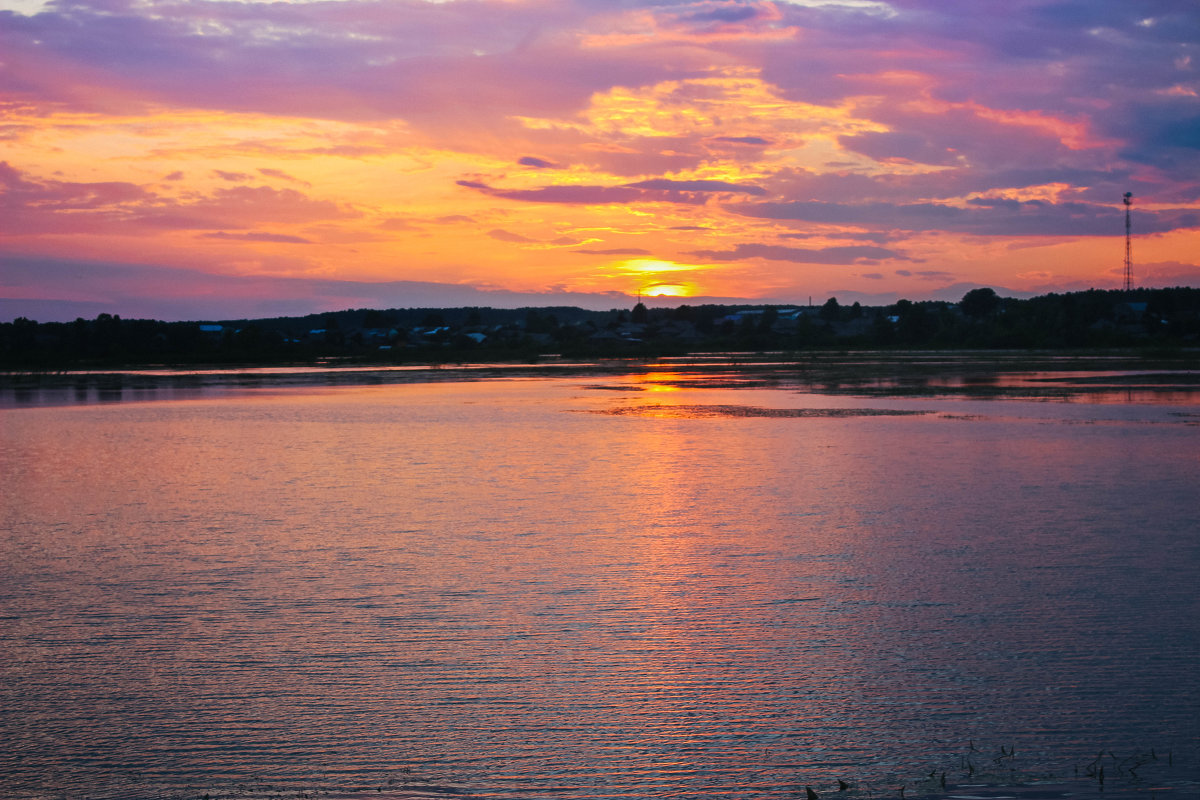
[1123,192,1133,292]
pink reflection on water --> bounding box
[2,369,1199,800]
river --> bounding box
[2,354,1198,799]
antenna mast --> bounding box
[1123,192,1133,292]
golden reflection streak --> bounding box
[634,372,685,393]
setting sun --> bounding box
[614,259,709,299]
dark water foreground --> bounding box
[2,352,1198,799]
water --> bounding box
[2,358,1199,799]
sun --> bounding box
[611,258,710,298]
[643,283,691,297]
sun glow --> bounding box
[620,259,689,274]
[610,258,711,298]
[643,283,691,297]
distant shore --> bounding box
[4,288,1200,371]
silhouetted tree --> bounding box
[525,309,559,333]
[322,314,345,346]
[363,309,394,328]
[961,287,1000,318]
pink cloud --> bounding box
[1,162,354,237]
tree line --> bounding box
[3,287,1199,369]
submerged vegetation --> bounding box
[3,287,1200,370]
[799,743,1199,800]
[153,742,1200,800]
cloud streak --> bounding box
[690,242,911,265]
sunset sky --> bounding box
[3,0,1199,321]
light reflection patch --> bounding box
[584,404,932,418]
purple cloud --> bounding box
[654,1,785,36]
[729,198,1198,237]
[459,177,766,206]
[626,179,766,196]
[837,131,961,167]
[781,231,896,244]
[711,136,771,146]
[519,156,563,170]
[460,181,643,205]
[689,243,909,265]
[905,270,957,281]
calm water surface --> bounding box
[2,361,1199,799]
